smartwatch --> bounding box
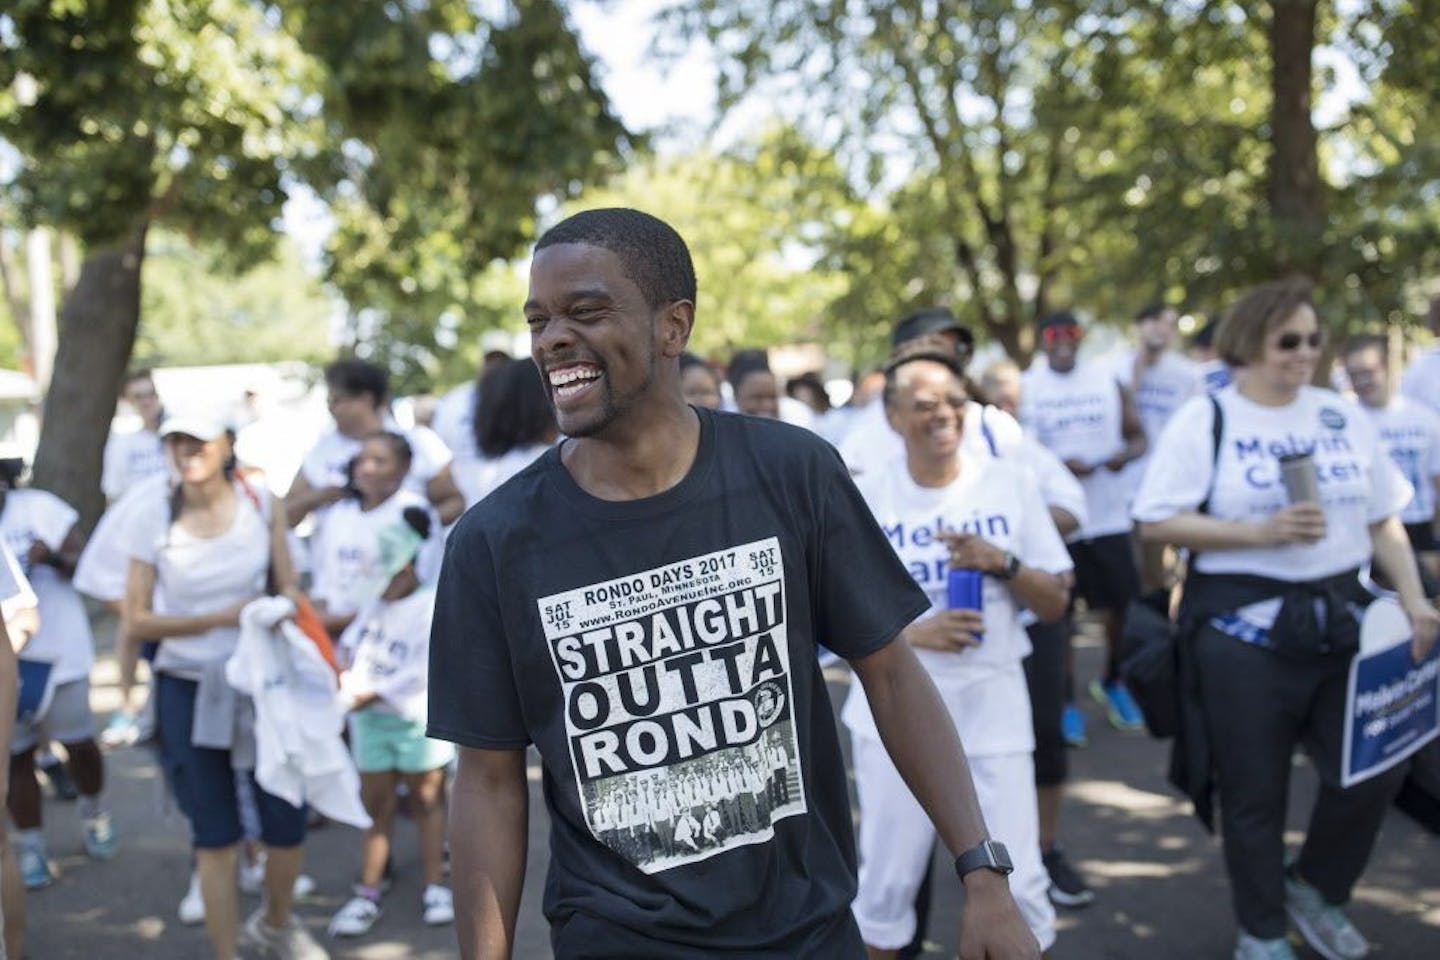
[954,839,1013,879]
[995,551,1021,581]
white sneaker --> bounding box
[240,855,265,894]
[177,872,205,925]
[243,908,329,959]
[327,895,381,938]
[422,884,454,926]
[293,873,317,900]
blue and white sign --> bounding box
[1342,598,1440,788]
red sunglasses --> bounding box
[1042,324,1082,345]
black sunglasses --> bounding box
[1276,331,1324,351]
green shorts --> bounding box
[351,709,455,774]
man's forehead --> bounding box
[528,242,634,297]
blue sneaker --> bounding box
[83,812,117,860]
[1091,680,1145,731]
[19,845,55,890]
[1061,703,1087,748]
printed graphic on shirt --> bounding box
[538,537,806,875]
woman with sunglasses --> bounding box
[1133,279,1440,960]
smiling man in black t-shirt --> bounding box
[427,207,1039,960]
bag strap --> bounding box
[1197,394,1223,516]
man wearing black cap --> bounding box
[1021,311,1147,735]
[837,308,1017,475]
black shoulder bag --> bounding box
[1120,395,1223,739]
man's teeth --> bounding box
[549,367,601,387]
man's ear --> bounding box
[657,300,696,359]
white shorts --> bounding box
[11,678,96,753]
[850,734,1056,951]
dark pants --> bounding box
[1194,625,1405,939]
[1024,618,1069,787]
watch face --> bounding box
[989,840,1014,872]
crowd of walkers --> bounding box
[0,207,1437,960]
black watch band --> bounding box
[954,839,1014,879]
[996,551,1021,581]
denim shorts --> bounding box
[154,672,307,850]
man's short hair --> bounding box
[535,208,697,310]
[1341,333,1388,363]
[120,369,154,394]
[1134,302,1169,323]
[324,358,389,406]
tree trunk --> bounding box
[1268,0,1325,275]
[31,220,149,533]
[25,227,58,393]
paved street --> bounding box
[25,623,1440,958]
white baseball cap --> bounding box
[159,414,229,443]
[479,330,515,358]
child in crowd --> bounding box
[328,507,454,937]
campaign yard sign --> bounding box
[1343,598,1440,788]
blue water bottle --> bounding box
[946,567,984,643]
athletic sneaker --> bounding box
[38,754,78,801]
[240,852,317,899]
[82,811,118,859]
[1041,848,1095,908]
[100,711,141,749]
[18,845,55,890]
[1090,679,1145,731]
[243,908,330,959]
[1285,869,1371,960]
[422,884,454,926]
[1234,932,1297,960]
[1061,703,1088,748]
[327,896,381,937]
[178,872,205,925]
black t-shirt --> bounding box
[427,407,929,958]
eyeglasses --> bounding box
[1275,331,1324,352]
[1041,325,1081,345]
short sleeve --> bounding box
[405,426,454,483]
[426,527,529,748]
[123,495,167,566]
[1022,438,1088,530]
[0,540,34,608]
[1365,437,1411,526]
[1132,396,1216,523]
[1426,408,1440,479]
[31,491,79,552]
[811,455,930,661]
[1014,466,1074,574]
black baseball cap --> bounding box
[891,307,974,350]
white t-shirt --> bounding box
[842,457,1073,755]
[298,424,453,499]
[1,489,94,683]
[102,428,168,501]
[1021,361,1132,539]
[1360,395,1440,525]
[1111,349,1201,495]
[128,484,271,680]
[1402,346,1440,417]
[340,586,437,723]
[1017,434,1089,531]
[452,443,550,509]
[310,490,439,618]
[431,382,480,465]
[1133,386,1410,580]
[837,400,1025,477]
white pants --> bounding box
[851,734,1056,951]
